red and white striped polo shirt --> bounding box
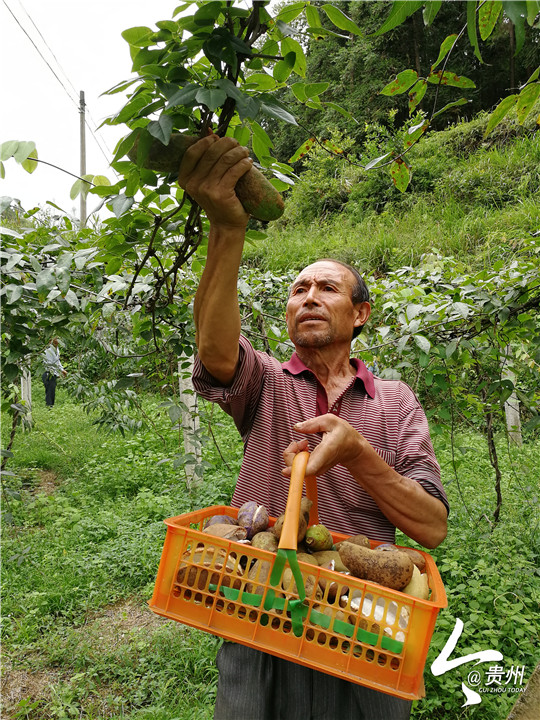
[193,336,448,543]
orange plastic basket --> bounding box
[149,454,447,700]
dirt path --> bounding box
[506,662,540,720]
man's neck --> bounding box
[294,344,354,388]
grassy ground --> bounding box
[1,385,539,719]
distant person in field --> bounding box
[179,134,449,720]
[41,338,66,408]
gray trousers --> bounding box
[214,642,412,720]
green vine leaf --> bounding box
[166,84,201,109]
[259,96,297,125]
[121,26,155,48]
[432,98,470,120]
[516,82,540,124]
[276,1,305,24]
[502,0,527,54]
[408,79,428,113]
[273,52,296,83]
[280,37,306,77]
[36,268,56,298]
[427,71,476,89]
[390,158,410,192]
[365,151,392,170]
[467,0,483,62]
[0,140,19,161]
[478,1,503,41]
[305,4,323,32]
[195,87,227,112]
[423,1,442,25]
[21,149,38,174]
[111,194,135,218]
[147,114,174,144]
[431,34,459,71]
[13,141,36,164]
[484,94,518,136]
[380,70,419,96]
[289,137,316,163]
[372,1,423,36]
[321,4,363,35]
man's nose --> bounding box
[303,286,320,304]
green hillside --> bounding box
[244,110,540,275]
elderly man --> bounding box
[179,135,448,720]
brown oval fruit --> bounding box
[374,543,426,573]
[128,134,284,222]
[251,531,279,553]
[338,542,414,591]
[203,514,237,530]
[272,512,308,543]
[202,523,248,541]
[334,534,370,551]
[246,559,272,594]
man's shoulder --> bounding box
[239,335,287,372]
[370,374,418,404]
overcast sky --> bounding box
[1,0,180,218]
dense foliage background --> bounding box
[2,2,539,718]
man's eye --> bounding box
[324,286,336,292]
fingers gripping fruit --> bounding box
[128,134,284,221]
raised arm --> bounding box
[178,135,253,384]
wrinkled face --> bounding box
[286,261,370,349]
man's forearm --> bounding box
[344,442,447,549]
[194,224,245,384]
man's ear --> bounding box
[353,301,371,331]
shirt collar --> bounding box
[282,353,375,398]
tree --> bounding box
[271,1,540,163]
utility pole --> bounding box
[79,90,86,229]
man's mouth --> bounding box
[298,315,326,323]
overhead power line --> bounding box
[3,0,79,109]
[4,0,117,172]
[16,0,80,100]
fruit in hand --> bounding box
[128,134,285,221]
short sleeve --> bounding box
[192,336,267,436]
[395,385,449,515]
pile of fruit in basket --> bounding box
[199,499,430,601]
